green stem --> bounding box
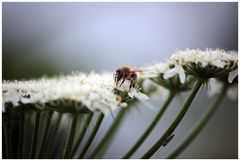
[22,111,30,158]
[123,92,175,159]
[141,79,203,159]
[35,111,53,158]
[9,119,13,158]
[166,85,228,159]
[90,108,128,159]
[41,112,62,158]
[69,113,93,158]
[3,117,9,158]
[17,111,24,158]
[30,110,41,158]
[78,113,104,158]
[63,114,78,158]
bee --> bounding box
[114,66,144,89]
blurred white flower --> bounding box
[207,78,238,100]
[226,84,238,101]
[142,79,169,100]
[207,78,224,97]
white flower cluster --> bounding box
[169,49,238,81]
[2,72,148,114]
[142,49,238,85]
[3,49,237,113]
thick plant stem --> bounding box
[63,114,78,158]
[78,113,104,158]
[90,108,128,158]
[123,92,175,159]
[141,79,203,159]
[166,85,227,159]
[69,113,93,158]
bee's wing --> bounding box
[132,67,147,72]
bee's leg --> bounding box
[119,79,125,87]
[129,81,133,89]
[113,74,117,84]
[115,76,119,85]
[132,82,135,88]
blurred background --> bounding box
[3,2,238,158]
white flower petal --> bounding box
[134,92,149,101]
[176,65,186,83]
[128,88,149,101]
[207,78,223,97]
[163,65,186,84]
[228,68,238,83]
[163,68,177,79]
[227,85,238,100]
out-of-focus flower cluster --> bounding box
[207,78,238,100]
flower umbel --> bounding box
[141,62,194,92]
[169,49,238,81]
[3,72,144,115]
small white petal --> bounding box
[163,65,186,83]
[228,68,238,83]
[128,89,149,101]
[207,78,223,97]
[120,102,128,107]
[164,68,177,79]
[134,92,149,101]
[227,85,238,100]
[177,65,186,83]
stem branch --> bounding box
[123,92,175,158]
[78,113,104,158]
[141,79,203,159]
[166,85,227,159]
[63,114,78,158]
[90,108,128,158]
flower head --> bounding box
[169,49,238,81]
[140,62,194,92]
[3,72,148,115]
